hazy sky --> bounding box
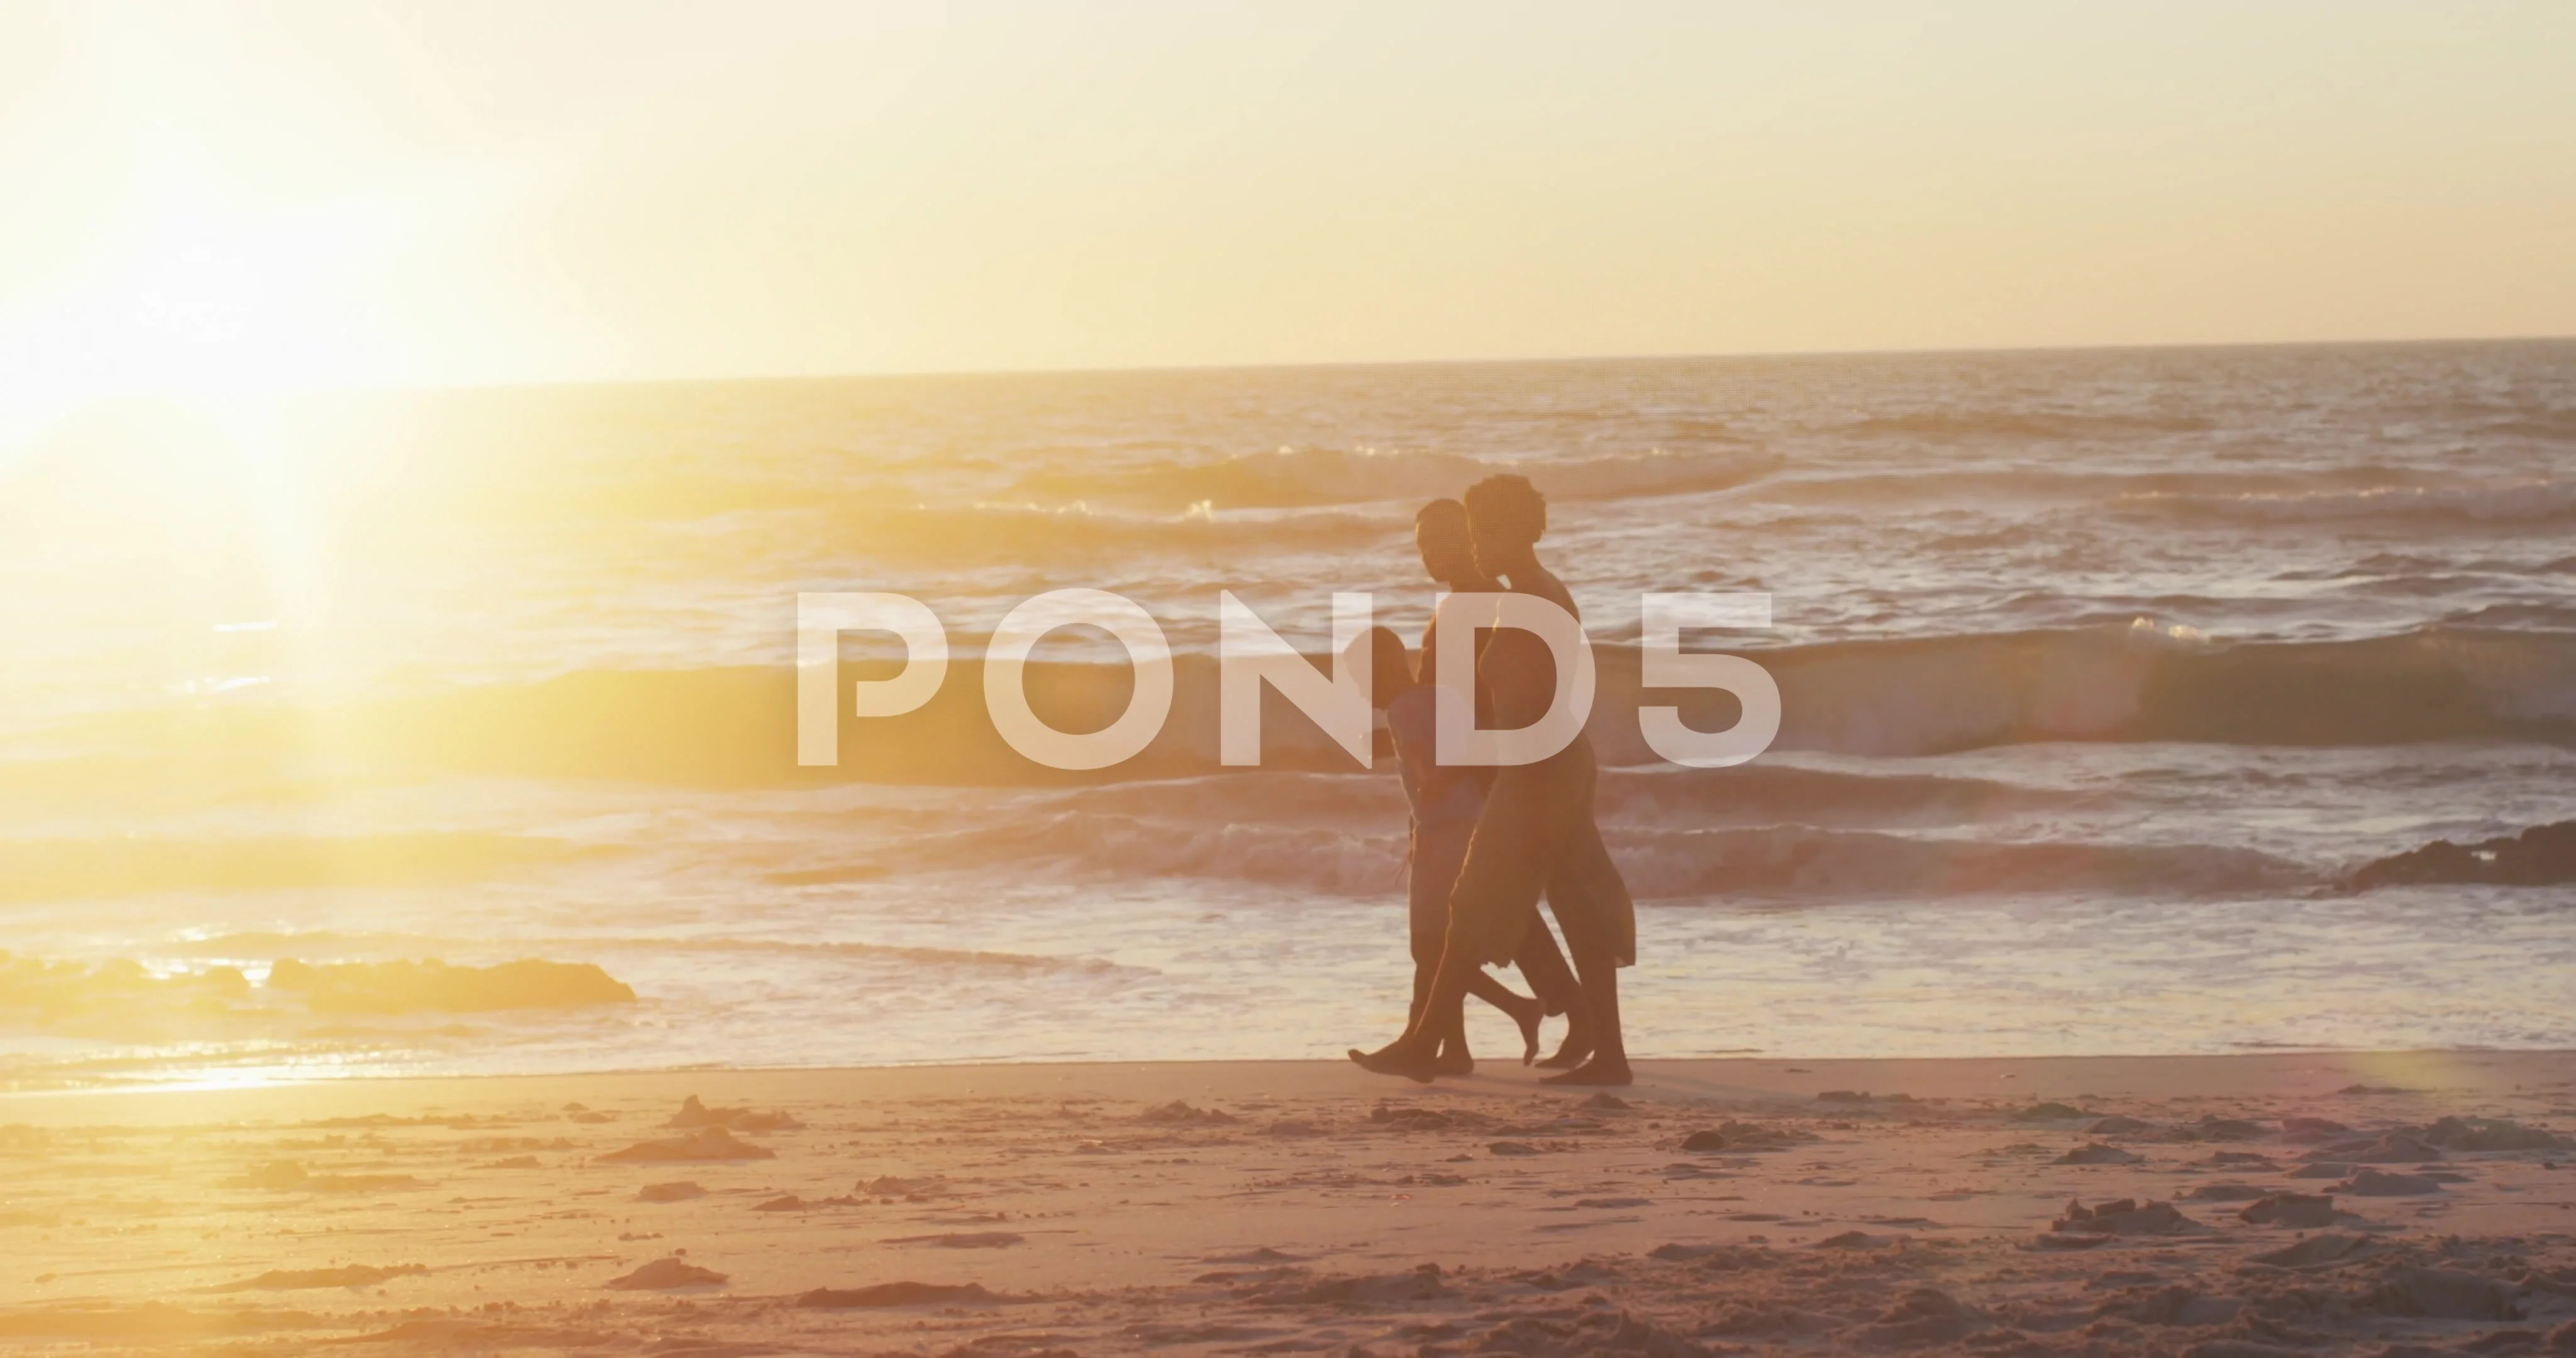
[3,0,2572,393]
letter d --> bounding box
[1431,591,1597,766]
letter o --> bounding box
[984,590,1174,771]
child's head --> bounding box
[1345,624,1415,709]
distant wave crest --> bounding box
[804,810,2304,901]
[1007,446,1776,512]
[2118,478,2576,529]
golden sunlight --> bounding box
[3,6,2573,1349]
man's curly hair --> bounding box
[1462,473,1547,546]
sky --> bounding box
[1,0,2572,400]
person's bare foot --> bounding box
[1540,1055,1632,1086]
[1348,1044,1440,1083]
[1534,1035,1592,1070]
[1431,1044,1474,1078]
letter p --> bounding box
[796,592,949,766]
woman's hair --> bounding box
[1462,473,1546,546]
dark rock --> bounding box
[2338,820,2576,892]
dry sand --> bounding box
[3,1051,2575,1355]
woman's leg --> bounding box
[1516,915,1594,1069]
[1460,969,1543,1065]
[1353,772,1549,1081]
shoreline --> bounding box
[9,1048,2574,1120]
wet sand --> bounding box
[4,1051,2574,1354]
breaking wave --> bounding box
[33,627,2575,799]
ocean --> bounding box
[3,339,2573,1086]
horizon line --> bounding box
[67,330,2576,406]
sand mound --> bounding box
[2053,1198,2197,1236]
[1680,1121,1806,1152]
[2421,1115,2566,1152]
[2338,1167,2443,1195]
[886,1231,1023,1249]
[2362,1264,2521,1320]
[1250,1264,1446,1306]
[664,1094,800,1132]
[1371,1104,1469,1131]
[797,1282,998,1308]
[1139,1099,1236,1125]
[597,1127,774,1162]
[2245,1234,2382,1271]
[2053,1142,2143,1165]
[604,1257,728,1290]
[1852,1288,1986,1349]
[2238,1193,2343,1228]
[209,1264,426,1292]
[859,1174,950,1197]
[2012,1102,2092,1121]
[2308,1131,2441,1164]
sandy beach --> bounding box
[4,1051,2573,1354]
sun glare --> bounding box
[0,152,406,454]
